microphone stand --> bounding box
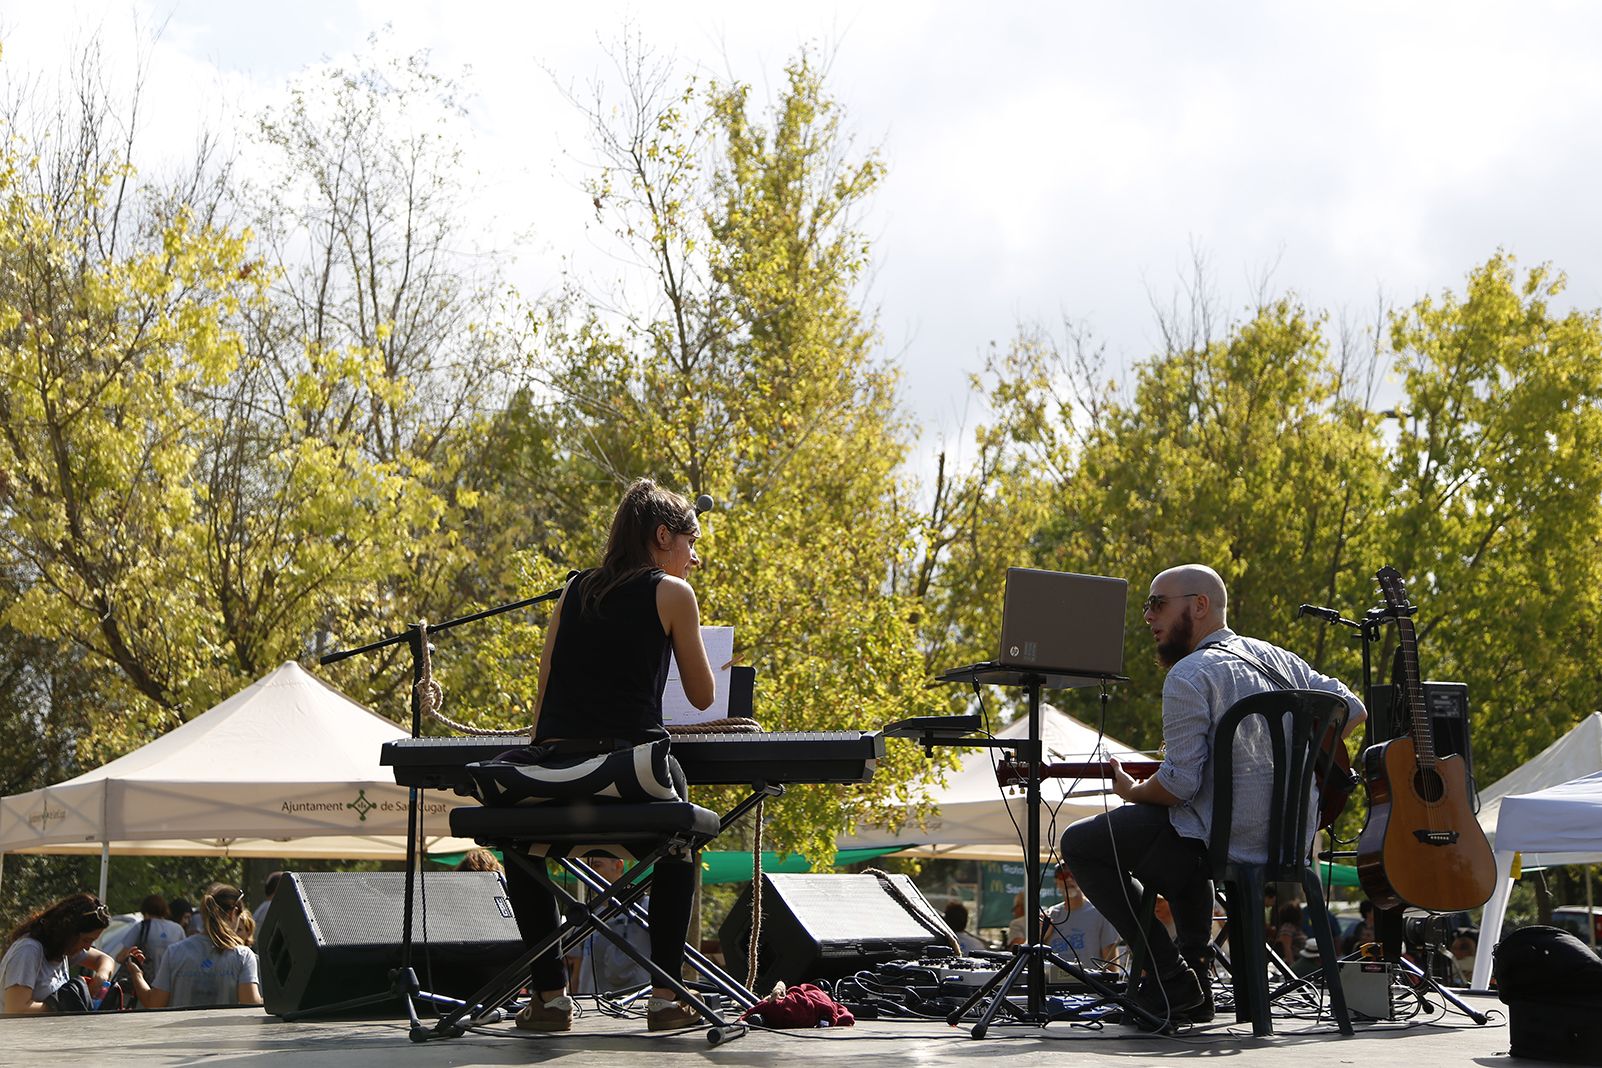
[1297,598,1488,1026]
[299,584,567,1029]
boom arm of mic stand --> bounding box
[319,582,570,666]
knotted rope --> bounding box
[746,797,766,991]
[667,717,762,734]
[412,620,534,737]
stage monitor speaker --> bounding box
[1365,680,1474,800]
[259,870,524,1017]
[717,873,953,995]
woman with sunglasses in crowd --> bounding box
[1,892,116,1013]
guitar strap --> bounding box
[1213,638,1296,692]
[1213,637,1356,800]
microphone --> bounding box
[694,494,714,516]
[1297,603,1341,622]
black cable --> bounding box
[1091,680,1175,1030]
[971,681,1032,860]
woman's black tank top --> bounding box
[535,568,672,744]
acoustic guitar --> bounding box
[1356,566,1496,911]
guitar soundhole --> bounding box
[1412,767,1446,803]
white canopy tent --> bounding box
[837,704,1149,861]
[1475,712,1602,854]
[0,662,476,898]
[1469,767,1602,989]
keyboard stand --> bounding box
[560,784,784,1013]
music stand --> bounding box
[928,664,1164,1036]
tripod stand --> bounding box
[925,667,1164,1036]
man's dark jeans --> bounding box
[1060,803,1212,977]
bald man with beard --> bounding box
[1060,565,1366,1028]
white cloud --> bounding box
[3,0,1601,442]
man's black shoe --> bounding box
[1128,964,1205,1031]
[1177,980,1214,1024]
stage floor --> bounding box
[3,992,1515,1067]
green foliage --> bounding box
[538,49,952,863]
[3,32,1593,923]
[0,102,266,744]
[932,299,1389,753]
[942,253,1602,823]
[1381,255,1602,781]
[0,855,103,937]
[0,48,491,761]
[243,43,529,723]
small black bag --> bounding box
[466,737,679,806]
[1495,925,1602,1066]
[45,976,95,1012]
[107,918,149,1008]
[1495,924,1602,1000]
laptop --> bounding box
[938,568,1129,689]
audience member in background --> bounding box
[1152,895,1179,939]
[168,898,195,936]
[457,848,504,874]
[565,857,651,995]
[183,892,207,936]
[1,893,115,1013]
[102,894,187,975]
[1006,891,1029,945]
[1449,932,1480,986]
[944,902,988,954]
[252,872,284,932]
[1273,903,1307,963]
[1342,899,1376,955]
[123,884,262,1008]
[1043,863,1120,966]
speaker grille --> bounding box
[286,871,515,947]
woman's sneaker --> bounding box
[515,994,574,1032]
[647,997,703,1031]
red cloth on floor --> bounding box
[739,983,855,1028]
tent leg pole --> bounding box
[1588,866,1596,950]
[99,842,109,902]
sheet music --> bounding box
[663,626,734,725]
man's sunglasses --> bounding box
[1142,592,1201,613]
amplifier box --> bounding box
[1338,960,1394,1020]
[719,873,952,994]
[1045,963,1120,992]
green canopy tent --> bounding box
[428,846,903,883]
[429,846,1358,886]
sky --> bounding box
[3,0,1601,460]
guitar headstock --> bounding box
[1375,565,1414,614]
